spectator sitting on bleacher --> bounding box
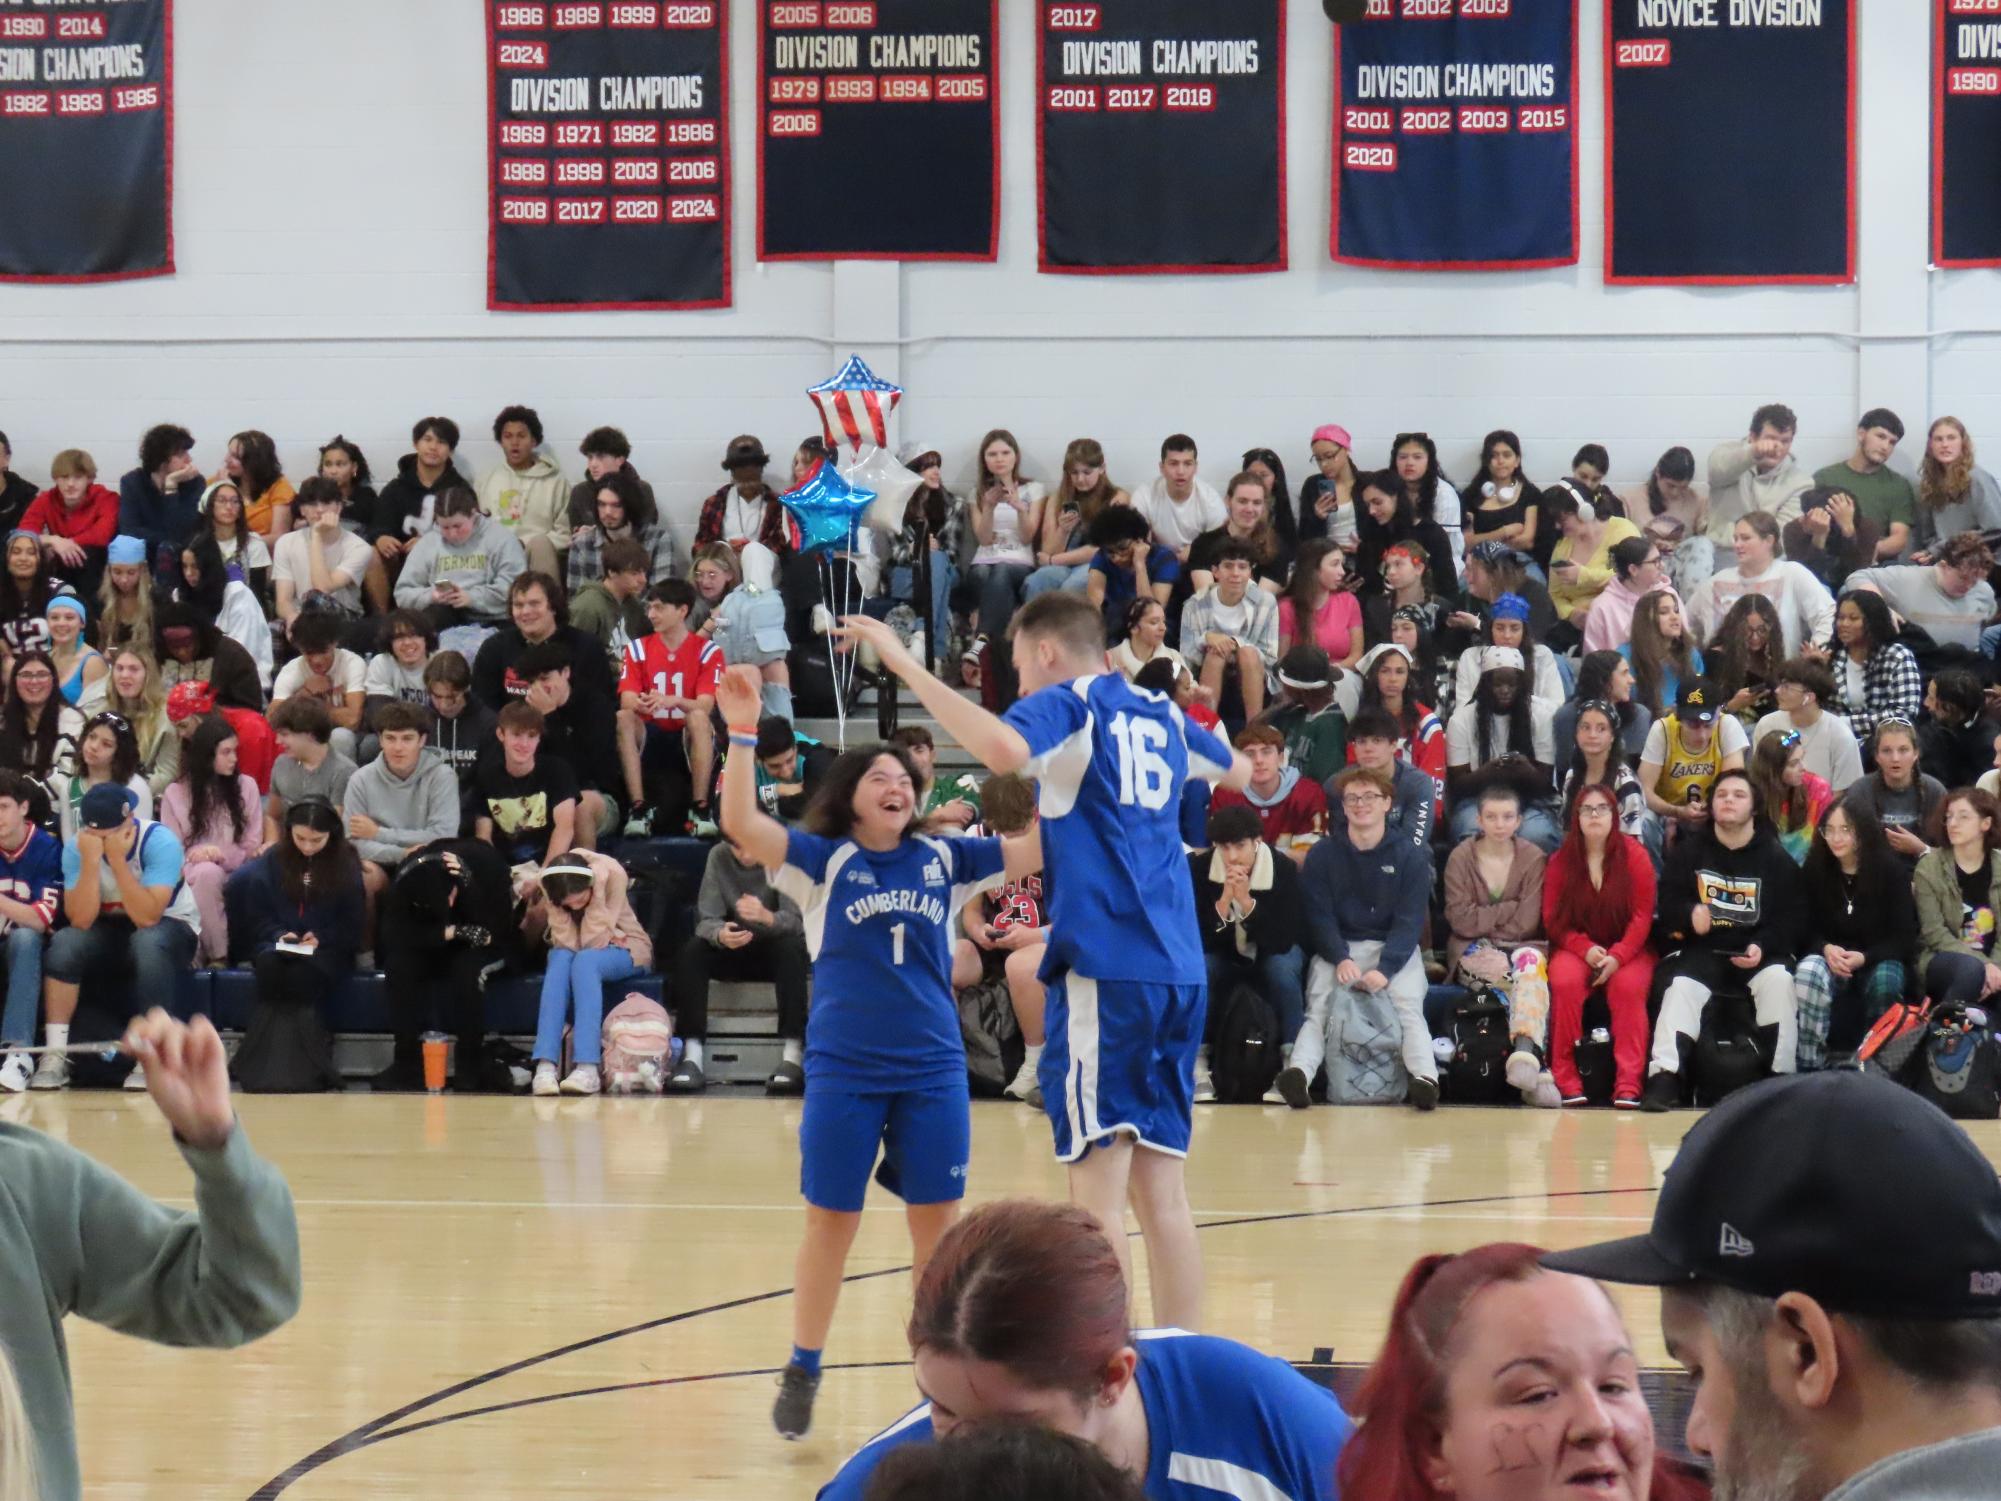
[471,571,617,715]
[512,639,621,849]
[160,716,261,967]
[422,651,490,809]
[32,783,200,1093]
[524,850,652,1098]
[230,796,360,1094]
[391,486,524,633]
[270,611,365,763]
[1258,645,1348,787]
[568,536,651,678]
[702,541,792,723]
[473,701,576,866]
[617,578,722,840]
[373,839,516,1093]
[359,609,436,762]
[754,716,835,821]
[565,466,677,599]
[1327,706,1436,849]
[172,534,273,692]
[344,703,460,943]
[153,597,264,713]
[107,647,177,799]
[1181,540,1279,727]
[890,725,980,831]
[47,710,150,842]
[949,772,1045,1103]
[22,449,117,601]
[263,698,356,849]
[1208,724,1326,864]
[1190,802,1304,1106]
[272,476,374,631]
[673,832,809,1096]
[94,535,155,655]
[0,771,62,1094]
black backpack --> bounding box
[1211,981,1282,1104]
[958,973,1024,1097]
[1444,988,1512,1104]
[1908,1005,2001,1121]
[1690,993,1770,1106]
[1572,994,1616,1104]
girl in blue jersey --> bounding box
[818,1198,1353,1501]
[715,666,1040,1445]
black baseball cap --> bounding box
[1542,1072,2001,1319]
[1674,678,1717,724]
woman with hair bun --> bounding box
[1337,1243,1709,1501]
[821,1198,1354,1501]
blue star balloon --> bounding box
[780,458,877,556]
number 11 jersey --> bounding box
[1005,674,1233,986]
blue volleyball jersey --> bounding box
[817,1329,1353,1501]
[1005,675,1233,985]
[774,829,1007,1092]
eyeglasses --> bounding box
[1341,792,1390,807]
[1577,803,1615,816]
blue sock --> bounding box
[791,1345,822,1378]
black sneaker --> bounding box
[666,1059,706,1095]
[1274,1065,1311,1110]
[765,1059,805,1096]
[1640,1072,1680,1113]
[773,1362,821,1440]
[1408,1076,1440,1112]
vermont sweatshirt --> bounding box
[392,514,526,622]
[0,1123,300,1501]
[341,747,462,867]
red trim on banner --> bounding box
[486,0,733,310]
[1932,0,2001,268]
[0,0,174,284]
[1328,8,1578,273]
[756,0,1000,263]
[1604,0,1856,287]
[1034,0,1288,277]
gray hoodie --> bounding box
[694,841,802,944]
[392,514,526,622]
[1824,1426,2001,1501]
[342,746,461,868]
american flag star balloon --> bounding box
[807,355,903,456]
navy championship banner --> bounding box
[758,0,998,261]
[1934,0,2001,268]
[1036,1,1286,275]
[0,0,171,283]
[1331,0,1576,271]
[487,1,730,312]
[1606,0,1853,285]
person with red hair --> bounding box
[820,1199,1353,1501]
[1541,783,1657,1108]
[1337,1243,1709,1501]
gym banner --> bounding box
[1606,0,1853,285]
[1036,1,1286,275]
[1331,0,1577,271]
[758,0,998,261]
[487,1,731,312]
[0,0,172,283]
[1935,0,2001,267]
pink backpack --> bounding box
[600,994,674,1094]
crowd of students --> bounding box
[2,403,2001,1113]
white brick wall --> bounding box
[0,0,1976,535]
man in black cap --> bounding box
[1260,644,1350,786]
[1544,1072,2001,1500]
[696,435,795,560]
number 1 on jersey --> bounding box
[890,922,906,966]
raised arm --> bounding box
[715,665,793,870]
[834,615,1031,774]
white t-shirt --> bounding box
[969,481,1046,568]
[1446,697,1556,770]
[273,647,367,703]
[1131,475,1227,552]
[720,491,770,547]
[215,531,271,576]
[1640,714,1750,768]
[1751,709,1864,792]
[273,527,375,614]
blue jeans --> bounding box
[890,557,958,643]
[45,916,197,1013]
[1206,944,1306,1046]
[1,926,42,1046]
[534,945,640,1065]
[967,562,1034,639]
[1023,562,1090,599]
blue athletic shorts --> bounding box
[799,1082,971,1213]
[1039,975,1203,1162]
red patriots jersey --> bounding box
[620,632,724,730]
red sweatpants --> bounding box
[1548,949,1654,1100]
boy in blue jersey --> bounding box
[818,1199,1351,1501]
[839,599,1248,1333]
[715,666,1042,1444]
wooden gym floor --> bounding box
[26,1088,2001,1500]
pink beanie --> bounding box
[1311,424,1353,450]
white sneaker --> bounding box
[0,1052,30,1093]
[1261,1083,1287,1105]
[531,1062,559,1097]
[559,1064,601,1096]
[29,1053,69,1091]
[1528,1071,1564,1110]
[123,1062,147,1092]
[1193,1065,1216,1104]
[1002,1055,1040,1101]
[635,1060,664,1094]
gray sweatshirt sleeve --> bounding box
[694,850,731,944]
[374,767,461,854]
[462,527,527,618]
[392,536,437,609]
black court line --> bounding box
[248,1184,1658,1498]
